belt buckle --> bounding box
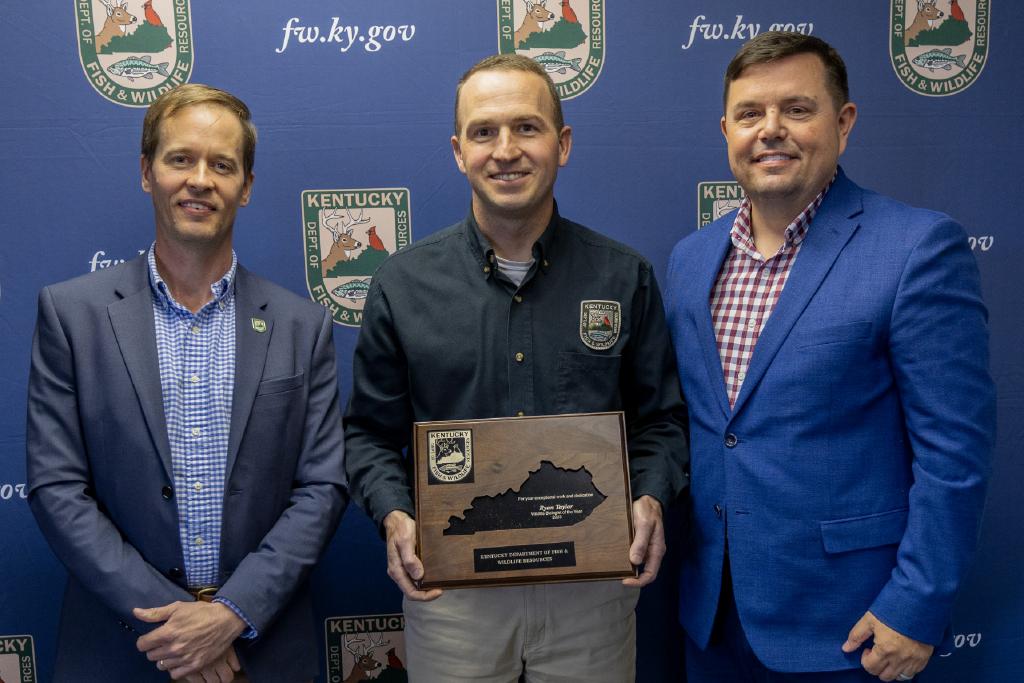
[190,586,219,602]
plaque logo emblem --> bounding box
[697,181,746,228]
[579,300,621,350]
[427,430,474,484]
[498,0,605,100]
[0,635,37,683]
[324,614,408,682]
[890,0,989,96]
[75,0,194,107]
[302,188,412,328]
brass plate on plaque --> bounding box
[413,412,635,589]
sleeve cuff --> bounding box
[214,596,259,640]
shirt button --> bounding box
[737,371,746,382]
[191,326,200,334]
[194,537,204,546]
[542,259,550,267]
[218,302,225,310]
[516,410,525,417]
[194,482,203,492]
[746,320,756,331]
[514,352,525,362]
[190,375,200,383]
[191,427,201,437]
[725,433,738,448]
[483,265,491,274]
[514,295,523,303]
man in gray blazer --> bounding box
[25,84,346,683]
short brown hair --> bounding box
[454,54,564,135]
[724,32,849,111]
[141,84,257,177]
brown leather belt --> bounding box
[189,586,219,602]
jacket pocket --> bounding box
[795,321,872,348]
[255,371,304,396]
[820,507,908,554]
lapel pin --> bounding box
[251,317,267,333]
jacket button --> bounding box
[724,433,738,448]
[713,504,722,518]
[161,485,174,499]
[168,567,183,579]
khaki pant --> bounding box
[403,581,639,683]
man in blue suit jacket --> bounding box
[666,33,994,681]
[26,85,346,682]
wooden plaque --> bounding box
[413,412,635,589]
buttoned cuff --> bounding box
[214,597,258,640]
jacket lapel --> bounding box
[694,224,735,420]
[108,256,174,480]
[226,266,272,476]
[730,172,864,417]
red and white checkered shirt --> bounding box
[711,178,834,407]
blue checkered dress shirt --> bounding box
[148,247,255,635]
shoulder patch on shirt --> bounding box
[579,300,621,350]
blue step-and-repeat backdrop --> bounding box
[1,1,1019,681]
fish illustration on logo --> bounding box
[890,0,989,96]
[912,47,968,71]
[302,188,412,327]
[534,50,582,74]
[75,0,193,107]
[498,0,605,100]
[107,55,170,81]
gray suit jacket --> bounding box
[26,255,347,682]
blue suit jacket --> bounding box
[26,255,347,682]
[665,170,994,672]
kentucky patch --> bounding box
[579,300,621,350]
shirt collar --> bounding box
[147,243,238,312]
[463,201,560,277]
[730,170,837,256]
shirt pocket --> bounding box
[794,321,872,349]
[819,507,908,554]
[255,371,304,396]
[555,351,622,414]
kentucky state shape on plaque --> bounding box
[443,460,607,535]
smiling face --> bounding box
[141,103,253,255]
[722,52,856,222]
[451,69,571,230]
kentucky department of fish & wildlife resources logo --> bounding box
[427,430,474,485]
[75,0,194,107]
[498,0,605,100]
[325,614,408,683]
[698,181,746,228]
[0,634,37,683]
[302,188,411,328]
[890,0,989,96]
[579,300,621,350]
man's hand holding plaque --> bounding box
[383,510,443,601]
[623,495,665,588]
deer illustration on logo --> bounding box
[96,0,137,52]
[515,0,556,47]
[343,633,388,683]
[905,0,945,45]
[321,208,369,273]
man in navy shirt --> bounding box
[345,54,689,682]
